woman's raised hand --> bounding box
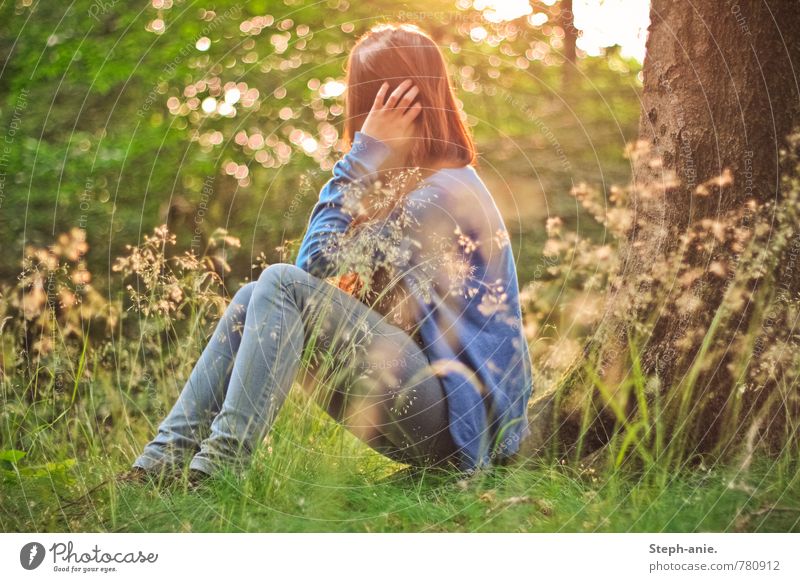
[359,79,422,162]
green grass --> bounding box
[3,196,800,533]
[3,391,799,533]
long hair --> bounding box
[343,23,477,168]
[336,24,476,334]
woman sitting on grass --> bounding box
[126,23,533,485]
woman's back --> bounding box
[396,164,534,469]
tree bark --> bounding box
[641,0,800,209]
[627,1,799,362]
[548,0,800,462]
[560,0,577,88]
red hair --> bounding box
[343,23,477,168]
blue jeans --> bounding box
[132,263,459,476]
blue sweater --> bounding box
[295,131,533,471]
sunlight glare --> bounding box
[201,97,217,113]
[224,87,241,105]
[573,0,650,62]
[301,136,319,154]
[319,80,346,99]
[195,36,211,51]
[473,0,533,23]
[474,0,651,63]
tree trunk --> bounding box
[560,0,577,88]
[544,0,800,463]
[628,0,800,363]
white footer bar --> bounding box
[2,533,797,581]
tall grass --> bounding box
[2,143,800,532]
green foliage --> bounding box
[1,218,797,533]
[9,1,795,534]
[0,0,640,286]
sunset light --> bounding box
[473,0,533,22]
[474,0,651,62]
[573,0,650,62]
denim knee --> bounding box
[254,263,306,299]
[232,281,257,304]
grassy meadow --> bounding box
[2,1,800,533]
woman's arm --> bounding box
[294,131,391,278]
[295,80,422,279]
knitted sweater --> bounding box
[295,131,533,471]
